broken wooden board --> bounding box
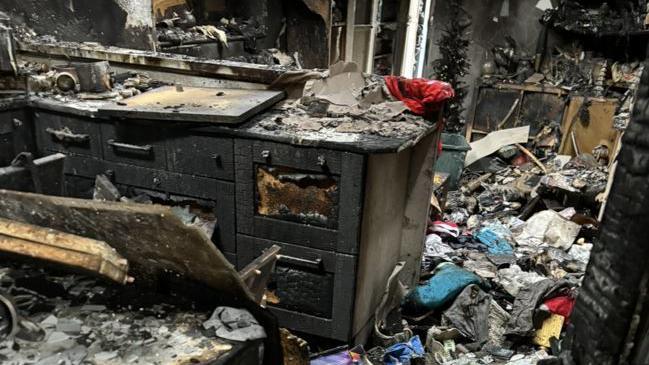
[464,126,530,166]
[0,217,129,284]
[239,245,281,304]
[467,84,568,142]
[98,86,285,124]
[468,87,521,141]
[0,189,254,302]
[559,97,620,157]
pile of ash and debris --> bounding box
[0,261,265,364]
[308,144,609,365]
[156,10,293,65]
[543,0,649,36]
[154,7,299,68]
[18,61,165,104]
[251,62,440,141]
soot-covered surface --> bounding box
[0,261,238,364]
[0,0,153,49]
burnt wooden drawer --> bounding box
[235,139,365,254]
[237,234,356,341]
[0,132,13,165]
[63,173,238,257]
[0,108,33,165]
[101,122,167,169]
[64,156,236,253]
[167,134,234,181]
[0,114,12,165]
[35,111,102,157]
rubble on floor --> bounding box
[310,127,607,365]
[308,158,601,365]
[0,262,256,364]
[376,150,602,364]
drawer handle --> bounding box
[212,153,222,167]
[317,155,327,167]
[107,139,152,153]
[277,254,322,270]
[45,127,89,144]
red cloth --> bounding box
[542,295,576,321]
[431,221,460,238]
[383,76,455,120]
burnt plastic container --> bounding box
[435,133,471,190]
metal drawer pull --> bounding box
[317,155,327,167]
[107,139,152,153]
[45,127,89,144]
[212,153,222,166]
[277,254,323,270]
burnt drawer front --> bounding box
[0,115,11,165]
[256,165,340,229]
[62,174,238,263]
[101,122,166,169]
[0,132,12,165]
[235,139,365,254]
[237,234,356,341]
[64,156,236,253]
[0,109,33,165]
[35,111,102,157]
[168,135,234,181]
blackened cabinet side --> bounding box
[27,109,376,342]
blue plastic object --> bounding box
[383,336,425,365]
[403,263,481,313]
[474,227,514,255]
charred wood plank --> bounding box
[0,217,130,284]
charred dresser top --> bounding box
[0,41,440,343]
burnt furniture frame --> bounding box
[0,99,438,342]
[0,42,439,342]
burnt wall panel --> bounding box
[285,0,330,69]
[1,0,153,49]
[425,0,569,123]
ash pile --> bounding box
[0,261,265,365]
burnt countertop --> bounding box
[9,40,439,154]
[1,94,437,154]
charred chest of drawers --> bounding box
[1,102,438,343]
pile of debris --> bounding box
[253,62,451,141]
[543,0,649,36]
[307,121,610,364]
[6,57,165,105]
[0,262,265,364]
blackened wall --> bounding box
[1,0,154,50]
[424,0,561,124]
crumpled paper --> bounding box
[514,210,580,250]
[203,307,266,342]
[493,265,547,297]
